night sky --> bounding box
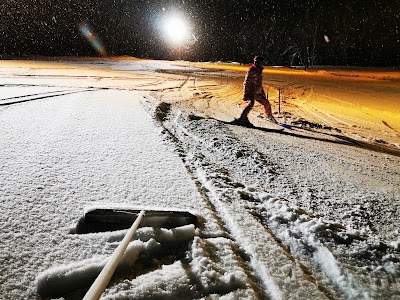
[1,0,399,66]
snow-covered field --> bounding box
[0,58,399,299]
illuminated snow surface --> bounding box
[0,59,399,299]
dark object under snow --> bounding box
[75,208,198,233]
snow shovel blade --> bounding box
[75,208,197,234]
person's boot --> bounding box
[231,116,253,127]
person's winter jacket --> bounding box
[243,64,264,100]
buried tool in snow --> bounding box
[73,206,198,234]
[38,206,198,299]
[80,207,197,300]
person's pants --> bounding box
[240,93,272,120]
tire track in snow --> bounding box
[0,89,94,106]
[0,90,69,102]
[0,71,189,92]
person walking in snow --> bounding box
[235,55,276,125]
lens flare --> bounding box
[78,21,107,56]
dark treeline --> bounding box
[1,0,398,66]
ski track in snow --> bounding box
[159,109,400,299]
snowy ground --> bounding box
[0,58,399,299]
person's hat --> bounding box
[253,55,264,62]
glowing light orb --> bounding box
[164,16,189,44]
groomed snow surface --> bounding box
[0,59,399,300]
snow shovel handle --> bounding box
[83,210,145,300]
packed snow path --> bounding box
[0,59,399,299]
[0,89,219,298]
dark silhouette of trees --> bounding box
[1,0,398,66]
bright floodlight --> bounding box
[164,16,189,44]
